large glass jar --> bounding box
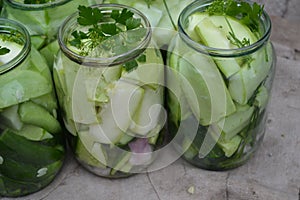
[53,4,165,178]
[0,18,64,197]
[166,0,276,170]
[1,0,101,66]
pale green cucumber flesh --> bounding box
[18,101,61,134]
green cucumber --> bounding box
[75,139,106,168]
[31,92,58,114]
[0,157,61,183]
[178,52,236,125]
[0,70,52,109]
[18,101,61,134]
[0,105,23,131]
[228,44,273,104]
[129,86,164,135]
[254,85,269,111]
[110,152,131,175]
[215,105,255,141]
[40,39,60,68]
[218,135,242,157]
[194,17,240,78]
[13,125,53,141]
[88,81,144,144]
[0,129,64,166]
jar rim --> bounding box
[4,0,71,10]
[58,3,152,67]
[178,0,272,57]
[0,18,31,74]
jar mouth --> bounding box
[4,0,71,10]
[58,4,152,67]
[178,0,272,57]
[0,18,31,74]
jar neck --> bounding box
[0,18,31,74]
[58,4,152,67]
[178,0,272,58]
[4,0,71,11]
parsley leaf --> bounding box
[206,0,264,33]
[0,46,10,56]
[69,6,143,56]
[78,5,103,26]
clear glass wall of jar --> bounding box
[166,0,276,170]
[0,18,64,197]
[1,0,102,66]
[54,4,165,178]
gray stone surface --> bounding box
[2,1,300,200]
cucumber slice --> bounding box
[0,157,61,183]
[129,86,164,135]
[71,67,98,124]
[0,70,52,109]
[40,40,60,68]
[178,52,236,125]
[194,17,241,78]
[90,143,107,167]
[110,152,131,175]
[215,105,255,141]
[31,92,58,114]
[88,81,144,144]
[18,101,61,134]
[228,44,273,104]
[75,139,106,168]
[132,2,162,27]
[117,134,134,146]
[0,129,64,166]
[254,85,269,112]
[0,105,23,131]
[13,125,53,141]
[218,135,242,157]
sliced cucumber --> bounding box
[90,143,107,167]
[254,85,269,112]
[75,139,106,168]
[110,152,131,175]
[178,51,236,125]
[0,105,23,131]
[129,86,164,135]
[215,104,255,141]
[18,101,61,134]
[0,129,64,166]
[194,17,241,78]
[0,70,52,109]
[89,81,144,144]
[228,44,273,104]
[40,39,60,68]
[218,135,242,157]
[13,125,53,141]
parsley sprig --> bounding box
[206,0,264,67]
[69,6,143,56]
[0,46,10,56]
[206,0,264,33]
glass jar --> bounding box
[54,4,165,178]
[0,18,64,197]
[166,0,276,170]
[1,0,101,66]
